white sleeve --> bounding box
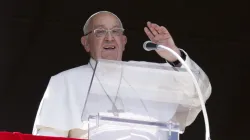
[32,74,70,137]
[179,49,211,101]
[167,49,212,126]
[36,127,68,137]
[32,69,88,137]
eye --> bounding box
[95,29,106,34]
[112,29,119,33]
[112,29,123,35]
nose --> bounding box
[104,31,114,41]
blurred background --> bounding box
[0,0,249,140]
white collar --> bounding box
[89,57,97,69]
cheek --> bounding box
[91,39,103,51]
[95,39,104,51]
[115,38,125,48]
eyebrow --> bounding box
[93,24,121,29]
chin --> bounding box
[104,57,118,60]
[100,54,119,60]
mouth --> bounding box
[103,45,116,50]
[101,45,118,60]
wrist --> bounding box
[166,50,186,67]
[166,48,181,62]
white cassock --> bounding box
[32,49,212,140]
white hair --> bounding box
[83,11,123,35]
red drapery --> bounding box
[0,132,85,140]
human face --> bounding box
[81,13,127,61]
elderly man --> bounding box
[32,11,211,139]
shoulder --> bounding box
[56,64,90,76]
[50,64,92,82]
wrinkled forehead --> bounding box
[91,13,122,30]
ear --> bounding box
[122,35,127,51]
[81,36,90,52]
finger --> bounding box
[144,27,156,42]
[159,26,172,38]
[147,21,160,36]
[159,26,170,35]
[156,26,165,34]
[154,33,171,41]
[154,33,168,41]
[152,23,161,34]
[151,23,161,33]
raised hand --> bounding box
[144,21,181,62]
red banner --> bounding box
[0,132,84,140]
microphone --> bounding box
[143,41,159,51]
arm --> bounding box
[144,22,212,126]
[32,74,70,137]
[170,49,212,126]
